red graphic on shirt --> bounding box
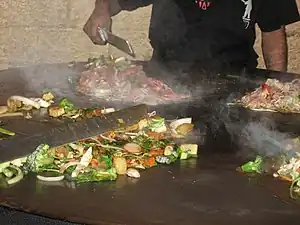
[195,0,212,10]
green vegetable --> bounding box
[133,135,152,152]
[117,118,124,124]
[240,156,263,173]
[178,144,198,160]
[99,155,113,168]
[65,165,76,175]
[180,152,188,160]
[0,157,27,185]
[23,144,55,173]
[164,146,173,156]
[10,157,27,167]
[290,176,300,200]
[0,174,8,188]
[37,171,62,177]
[2,168,14,178]
[133,135,170,152]
[151,139,170,149]
[76,168,117,183]
[0,127,15,136]
[168,152,179,164]
[6,165,24,185]
[59,98,76,112]
[0,162,10,173]
[148,117,166,132]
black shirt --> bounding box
[118,0,299,71]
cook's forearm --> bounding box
[117,0,153,11]
[95,0,153,16]
[261,26,288,72]
[94,0,121,16]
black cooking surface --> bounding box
[1,155,300,225]
[0,63,300,225]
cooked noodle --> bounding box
[237,78,300,113]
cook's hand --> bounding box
[83,4,112,45]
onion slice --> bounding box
[30,98,51,108]
[169,118,192,135]
[6,165,24,185]
[0,112,23,118]
[0,106,8,115]
[9,96,41,109]
[124,143,142,153]
[101,108,116,114]
[126,168,140,178]
[170,118,192,130]
[37,174,65,182]
[59,161,81,174]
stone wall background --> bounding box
[1,1,300,73]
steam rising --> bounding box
[17,54,220,115]
[238,122,291,157]
[213,92,294,158]
[21,65,79,100]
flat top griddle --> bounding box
[1,155,300,225]
[0,63,300,225]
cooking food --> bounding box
[231,78,300,113]
[47,97,113,120]
[0,127,15,136]
[0,91,115,121]
[238,137,300,200]
[76,55,190,105]
[0,93,54,118]
[0,114,198,186]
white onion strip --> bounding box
[59,161,81,174]
[37,175,65,182]
[9,96,41,109]
[0,112,23,118]
[6,165,24,185]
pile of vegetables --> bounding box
[48,97,115,120]
[238,146,300,200]
[0,91,114,121]
[0,126,15,140]
[0,114,198,186]
[0,93,117,142]
[0,92,55,119]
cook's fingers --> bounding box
[89,25,107,45]
[97,27,108,42]
[91,35,106,45]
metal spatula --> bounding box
[98,27,135,58]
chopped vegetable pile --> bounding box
[0,92,115,121]
[238,137,300,199]
[0,113,198,186]
[0,92,55,119]
[48,97,115,120]
[0,92,117,141]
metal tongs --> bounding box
[97,27,135,58]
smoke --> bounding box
[206,78,295,158]
[17,63,98,108]
[238,122,292,158]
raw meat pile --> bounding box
[76,56,190,105]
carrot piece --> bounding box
[147,132,162,140]
[148,148,164,157]
[143,157,156,168]
[279,175,293,182]
[107,131,116,139]
[90,158,99,168]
